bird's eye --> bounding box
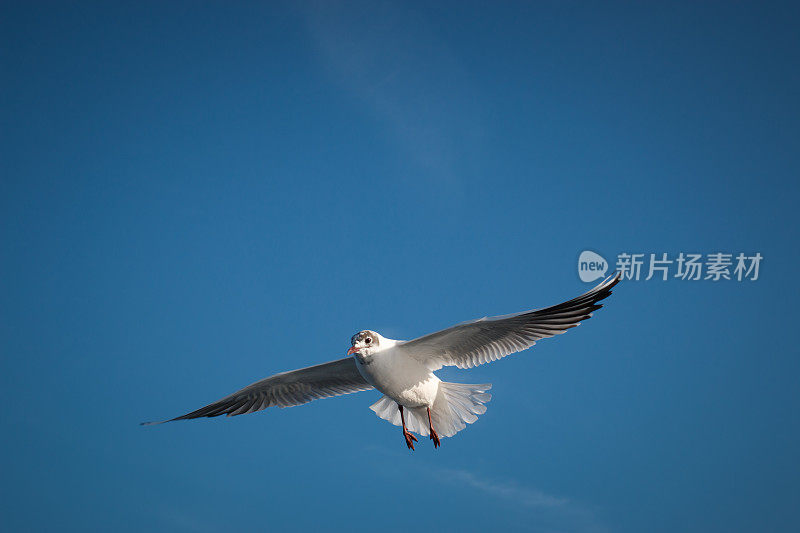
[365,338,372,344]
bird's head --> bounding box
[347,330,382,357]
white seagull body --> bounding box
[144,273,620,449]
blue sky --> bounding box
[2,2,799,532]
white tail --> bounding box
[369,382,492,438]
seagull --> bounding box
[143,273,620,450]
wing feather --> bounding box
[142,356,373,424]
[399,273,620,370]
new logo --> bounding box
[578,250,608,282]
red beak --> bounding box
[347,346,358,356]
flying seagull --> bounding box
[143,273,620,450]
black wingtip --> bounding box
[581,271,620,301]
[604,270,622,286]
[140,420,168,426]
[597,271,621,294]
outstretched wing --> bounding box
[142,356,372,424]
[399,273,620,370]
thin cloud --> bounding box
[300,1,484,184]
[433,466,608,532]
[435,467,568,508]
[365,445,607,532]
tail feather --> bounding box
[369,382,492,438]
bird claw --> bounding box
[430,429,441,449]
[403,430,418,450]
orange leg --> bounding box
[427,407,441,448]
[399,405,418,451]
